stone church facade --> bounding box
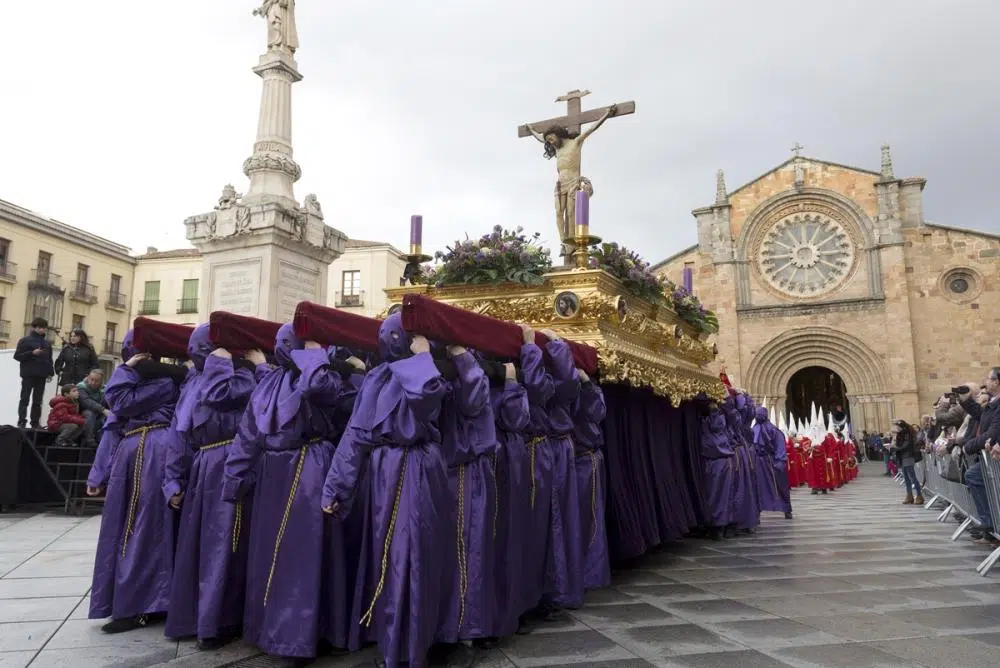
[654,147,1000,433]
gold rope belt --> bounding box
[195,438,242,552]
[587,450,599,547]
[489,452,498,540]
[120,423,170,557]
[360,448,408,627]
[263,437,323,606]
[199,438,233,451]
[456,463,468,629]
[527,436,545,509]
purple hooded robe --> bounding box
[723,395,761,530]
[435,348,497,644]
[700,405,736,528]
[322,314,450,667]
[571,380,610,591]
[530,339,583,609]
[519,341,554,609]
[221,324,360,659]
[751,406,792,514]
[89,331,181,621]
[488,371,531,636]
[163,324,259,641]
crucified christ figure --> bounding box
[526,103,617,262]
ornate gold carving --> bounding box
[598,348,726,402]
[381,269,720,399]
[461,296,555,324]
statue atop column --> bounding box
[254,0,299,54]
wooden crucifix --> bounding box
[518,90,635,264]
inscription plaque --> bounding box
[212,261,261,316]
[277,261,318,322]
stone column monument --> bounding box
[184,1,346,323]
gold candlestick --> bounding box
[565,226,601,271]
[402,244,433,286]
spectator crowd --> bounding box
[13,317,108,447]
[860,368,1000,548]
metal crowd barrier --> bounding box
[919,454,981,541]
[977,455,1000,576]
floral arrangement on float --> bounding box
[424,225,552,286]
[587,242,719,336]
[667,283,719,335]
[587,242,665,302]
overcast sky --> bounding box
[2,1,998,266]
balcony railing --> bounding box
[29,268,62,291]
[106,290,128,310]
[102,338,122,356]
[0,260,16,282]
[177,297,199,314]
[335,290,365,308]
[70,280,99,304]
[0,319,10,340]
[138,299,160,315]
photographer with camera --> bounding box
[932,392,968,484]
[956,370,1000,546]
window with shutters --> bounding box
[178,279,199,314]
[140,281,161,315]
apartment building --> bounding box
[0,199,136,372]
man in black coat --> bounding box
[13,317,54,429]
[960,369,1000,543]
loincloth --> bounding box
[554,176,593,197]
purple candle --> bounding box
[575,189,590,232]
[410,214,423,247]
[682,267,693,293]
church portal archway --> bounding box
[785,366,849,426]
[744,326,892,433]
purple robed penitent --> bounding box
[723,395,761,530]
[520,342,553,610]
[700,407,736,528]
[89,331,181,622]
[436,350,497,643]
[163,325,257,641]
[322,314,450,668]
[222,324,359,659]
[489,375,530,637]
[751,407,792,514]
[572,380,610,591]
[537,339,583,609]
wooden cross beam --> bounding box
[517,89,635,138]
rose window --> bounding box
[758,213,855,296]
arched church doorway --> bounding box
[785,366,850,427]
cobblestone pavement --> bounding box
[3,463,1000,667]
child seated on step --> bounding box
[48,384,86,447]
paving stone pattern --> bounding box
[2,463,1000,667]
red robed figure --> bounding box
[837,436,849,485]
[846,440,859,481]
[806,436,836,491]
[292,301,381,351]
[399,293,599,375]
[785,437,801,488]
[132,317,194,359]
[822,433,843,487]
[209,311,282,354]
